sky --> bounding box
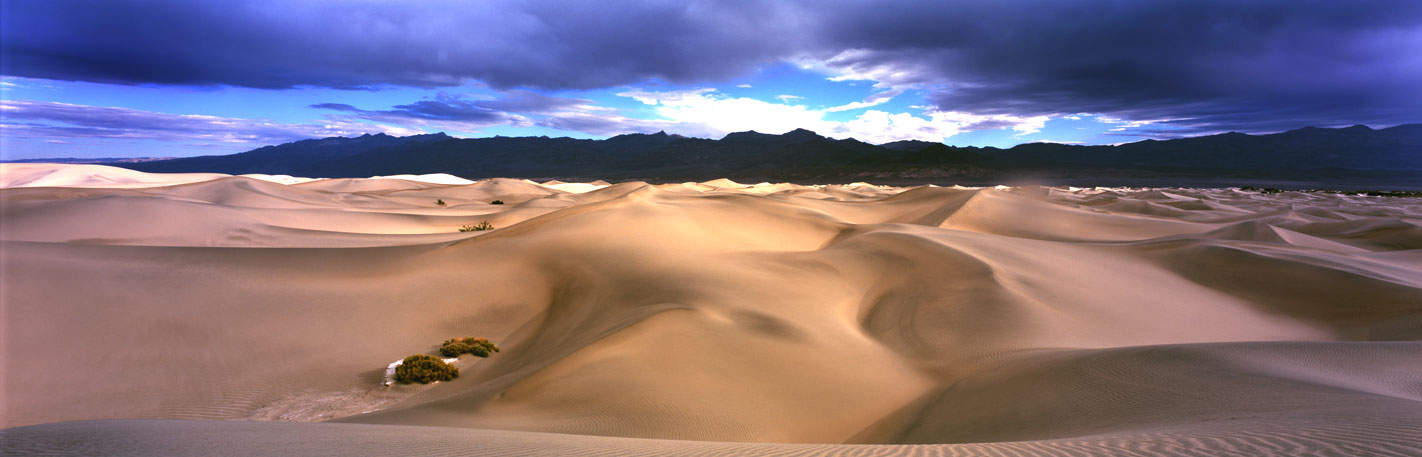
[2,0,1420,160]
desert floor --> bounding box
[2,163,1420,456]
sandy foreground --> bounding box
[1,163,1420,456]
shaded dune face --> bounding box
[2,165,1420,452]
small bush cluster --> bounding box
[440,337,501,358]
[459,221,494,232]
[392,354,458,384]
[1239,187,1422,197]
[491,200,505,205]
[1325,189,1422,197]
[1239,186,1284,194]
[436,199,447,206]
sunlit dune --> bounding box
[2,164,1420,456]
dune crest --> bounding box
[3,164,1420,455]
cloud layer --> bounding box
[1,100,410,145]
[310,91,673,137]
[2,0,802,90]
[4,0,1419,133]
[809,1,1422,133]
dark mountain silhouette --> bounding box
[993,124,1422,170]
[111,124,1421,183]
[121,132,455,175]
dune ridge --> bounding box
[2,164,1420,455]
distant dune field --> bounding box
[2,163,1420,456]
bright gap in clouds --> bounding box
[613,85,1053,145]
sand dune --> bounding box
[0,163,229,188]
[2,163,1420,455]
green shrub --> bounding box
[436,199,446,206]
[393,354,458,384]
[439,342,472,357]
[491,200,504,205]
[440,337,500,358]
[458,221,494,232]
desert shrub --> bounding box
[491,200,504,205]
[458,221,494,232]
[1240,186,1283,194]
[393,354,458,384]
[440,337,500,358]
[436,199,447,206]
[439,342,472,357]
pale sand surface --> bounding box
[2,164,1420,455]
[3,415,1419,457]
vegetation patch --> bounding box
[436,199,447,206]
[1324,189,1422,197]
[491,200,504,205]
[392,354,458,384]
[459,221,494,232]
[440,337,501,358]
[1240,186,1422,197]
[1239,186,1285,194]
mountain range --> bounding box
[104,124,1422,184]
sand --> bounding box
[2,163,1420,455]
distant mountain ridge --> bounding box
[109,124,1422,182]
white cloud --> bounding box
[775,94,804,102]
[736,84,753,88]
[1097,115,1172,132]
[0,76,59,91]
[812,49,939,89]
[827,110,1046,143]
[1010,115,1049,135]
[615,88,1050,144]
[831,110,953,143]
[825,88,904,112]
[785,51,1054,141]
[617,88,835,138]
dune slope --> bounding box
[2,164,1420,455]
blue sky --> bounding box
[3,0,1419,160]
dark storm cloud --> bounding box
[811,0,1422,133]
[4,0,1419,133]
[1,0,802,90]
